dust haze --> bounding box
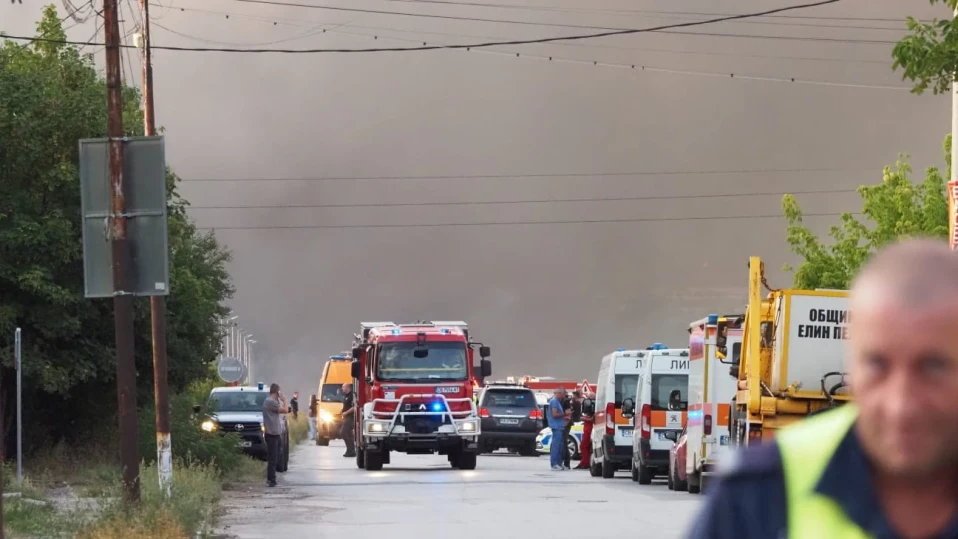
[2,0,950,393]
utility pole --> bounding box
[137,0,173,497]
[104,0,140,503]
[951,7,958,250]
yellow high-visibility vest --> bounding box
[777,404,873,539]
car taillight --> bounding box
[529,409,543,420]
[605,402,615,436]
[704,414,712,436]
[640,404,651,439]
[479,408,490,418]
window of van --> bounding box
[615,375,639,406]
[321,384,346,403]
[651,374,688,411]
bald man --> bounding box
[687,239,958,539]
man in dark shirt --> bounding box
[562,390,583,470]
[687,239,958,539]
[340,383,356,458]
[289,392,299,420]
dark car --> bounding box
[196,385,289,469]
[478,385,542,456]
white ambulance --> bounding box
[624,344,690,484]
[674,314,743,494]
[588,349,646,479]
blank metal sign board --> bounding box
[79,136,170,298]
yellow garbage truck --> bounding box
[721,257,853,448]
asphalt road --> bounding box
[215,441,703,538]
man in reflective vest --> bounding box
[687,239,958,539]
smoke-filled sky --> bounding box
[2,0,951,392]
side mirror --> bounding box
[480,358,492,378]
[663,430,678,443]
[350,359,361,379]
[352,346,363,359]
[621,398,635,417]
[479,346,491,358]
[715,319,728,348]
[192,405,201,414]
[581,398,595,416]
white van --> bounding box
[676,314,743,493]
[588,349,646,479]
[624,345,689,484]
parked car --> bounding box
[535,422,584,460]
[478,384,543,456]
[665,425,689,491]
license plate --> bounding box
[499,418,520,425]
[239,441,252,448]
[620,428,633,437]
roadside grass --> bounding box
[288,414,309,445]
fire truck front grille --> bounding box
[401,416,443,434]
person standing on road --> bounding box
[576,381,595,470]
[263,383,289,488]
[561,390,582,470]
[290,391,300,420]
[340,383,357,458]
[548,388,569,471]
[307,394,318,441]
[687,238,958,539]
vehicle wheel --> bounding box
[355,449,365,469]
[316,436,329,446]
[631,463,640,482]
[601,445,615,479]
[674,466,688,492]
[589,455,601,477]
[688,473,701,494]
[457,451,478,470]
[519,442,538,457]
[364,449,384,471]
[448,450,461,468]
[667,466,674,490]
[637,464,653,485]
[567,435,579,461]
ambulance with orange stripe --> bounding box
[676,314,744,494]
[624,344,690,484]
[588,348,646,479]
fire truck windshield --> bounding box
[376,341,469,382]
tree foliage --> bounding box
[0,6,234,449]
[892,0,958,94]
[781,135,950,290]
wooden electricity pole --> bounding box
[138,0,173,497]
[104,0,141,503]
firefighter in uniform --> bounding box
[688,239,958,539]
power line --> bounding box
[379,0,910,23]
[186,188,858,210]
[179,168,876,183]
[155,4,893,65]
[6,0,892,54]
[195,211,850,231]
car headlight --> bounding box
[368,422,386,433]
[459,420,477,433]
[319,410,334,423]
[201,420,216,432]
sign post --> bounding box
[14,328,22,488]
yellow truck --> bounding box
[720,257,853,449]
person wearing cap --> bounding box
[686,239,958,539]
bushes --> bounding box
[137,380,245,474]
[77,460,221,539]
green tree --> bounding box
[0,6,234,450]
[891,0,958,94]
[781,136,950,289]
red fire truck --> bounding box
[349,321,492,471]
